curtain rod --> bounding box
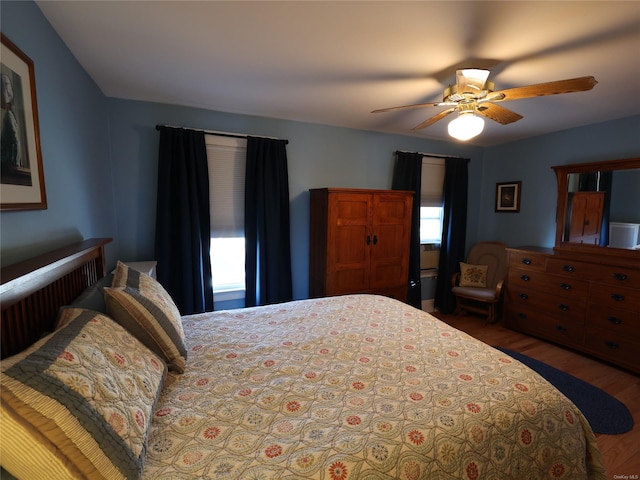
[155,124,288,144]
[395,150,469,161]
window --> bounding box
[210,237,245,293]
[420,157,445,245]
[205,135,247,299]
[420,206,443,243]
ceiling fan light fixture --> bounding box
[448,111,485,141]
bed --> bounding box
[0,238,606,479]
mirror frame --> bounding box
[552,157,640,259]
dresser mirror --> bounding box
[552,157,640,259]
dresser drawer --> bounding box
[507,288,586,322]
[505,304,584,348]
[508,250,547,271]
[546,258,640,289]
[587,303,640,339]
[508,268,588,298]
[589,283,640,312]
[584,326,640,373]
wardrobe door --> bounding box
[325,192,371,295]
[568,191,604,245]
[368,192,412,297]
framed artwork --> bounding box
[1,33,47,211]
[495,181,521,212]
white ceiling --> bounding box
[36,1,640,146]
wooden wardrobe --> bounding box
[309,188,413,302]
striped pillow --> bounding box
[0,309,166,480]
[111,260,150,291]
[105,263,187,373]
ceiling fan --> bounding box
[371,69,597,141]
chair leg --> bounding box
[454,299,464,316]
[487,303,496,324]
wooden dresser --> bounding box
[505,246,640,374]
[309,188,413,302]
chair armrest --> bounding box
[452,272,460,288]
[495,279,504,298]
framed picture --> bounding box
[495,181,521,212]
[1,33,47,211]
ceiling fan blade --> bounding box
[371,101,453,114]
[412,107,457,131]
[491,76,597,101]
[477,103,523,125]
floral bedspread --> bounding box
[142,295,605,479]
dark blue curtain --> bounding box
[155,127,214,314]
[244,137,293,307]
[392,152,423,308]
[434,157,469,313]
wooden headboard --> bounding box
[0,238,112,359]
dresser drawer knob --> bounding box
[557,303,569,311]
[605,341,620,350]
[517,312,527,319]
[522,258,532,265]
[519,293,529,300]
[607,316,623,325]
[562,265,575,272]
[555,324,567,333]
[520,274,530,281]
[612,273,628,281]
[560,283,571,290]
[611,294,625,302]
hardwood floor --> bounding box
[432,311,640,479]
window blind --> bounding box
[421,157,445,207]
[205,135,247,237]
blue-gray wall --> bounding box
[2,1,639,304]
[1,1,116,263]
[610,169,640,224]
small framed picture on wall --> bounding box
[495,181,521,212]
